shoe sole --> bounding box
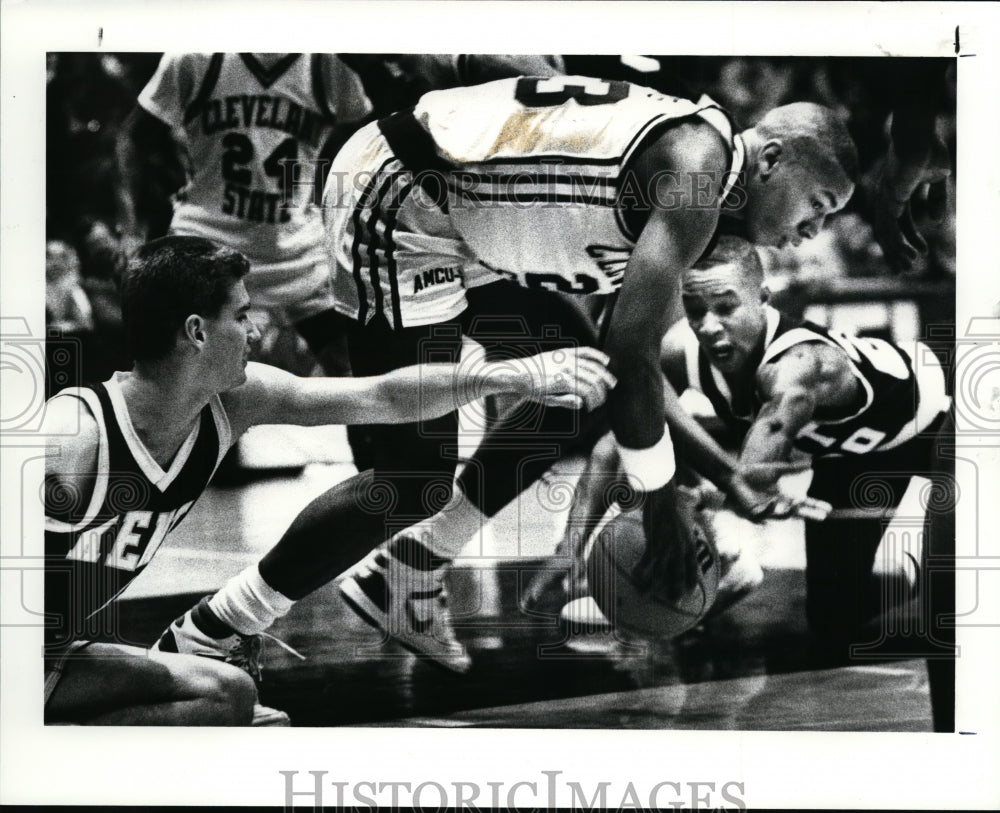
[252,705,291,726]
[338,578,471,675]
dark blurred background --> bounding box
[44,53,956,394]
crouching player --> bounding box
[549,237,952,667]
[43,236,615,726]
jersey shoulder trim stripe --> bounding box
[762,326,875,425]
[206,393,233,471]
[43,388,110,534]
[878,341,951,451]
[183,52,224,125]
[310,53,337,122]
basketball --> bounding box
[586,502,721,639]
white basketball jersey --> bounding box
[139,53,371,266]
[414,76,744,294]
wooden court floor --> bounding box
[106,427,939,731]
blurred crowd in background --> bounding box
[45,53,957,393]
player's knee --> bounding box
[218,667,257,726]
[195,663,257,726]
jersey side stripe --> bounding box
[384,181,415,331]
[454,171,619,187]
[468,152,631,167]
[453,190,620,206]
[350,157,397,323]
[365,171,402,320]
[183,53,224,125]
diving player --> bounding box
[117,53,372,376]
[557,238,952,668]
[317,76,857,671]
[42,236,615,726]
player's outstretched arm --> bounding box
[660,323,816,520]
[735,344,860,521]
[223,350,616,436]
[605,186,720,600]
[742,343,859,467]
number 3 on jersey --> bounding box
[515,76,629,107]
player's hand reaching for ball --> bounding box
[719,468,831,523]
[736,458,811,492]
[522,346,617,410]
[633,483,700,603]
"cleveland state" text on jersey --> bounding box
[200,94,327,148]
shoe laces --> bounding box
[225,632,305,682]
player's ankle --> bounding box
[190,596,238,640]
[387,534,451,572]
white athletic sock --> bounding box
[208,565,295,636]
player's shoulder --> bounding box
[219,362,298,429]
[43,390,99,436]
[645,114,731,175]
[151,52,216,76]
[220,361,279,404]
[759,339,851,399]
[42,391,101,471]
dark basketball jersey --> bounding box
[44,374,231,648]
[680,305,950,458]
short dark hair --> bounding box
[121,236,250,363]
[755,102,859,187]
[689,235,764,288]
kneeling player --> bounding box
[43,236,614,726]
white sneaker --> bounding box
[873,529,922,601]
[154,608,296,727]
[559,596,612,630]
[338,545,472,674]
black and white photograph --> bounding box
[2,2,999,809]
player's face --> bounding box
[681,263,767,375]
[203,280,260,388]
[746,156,853,249]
